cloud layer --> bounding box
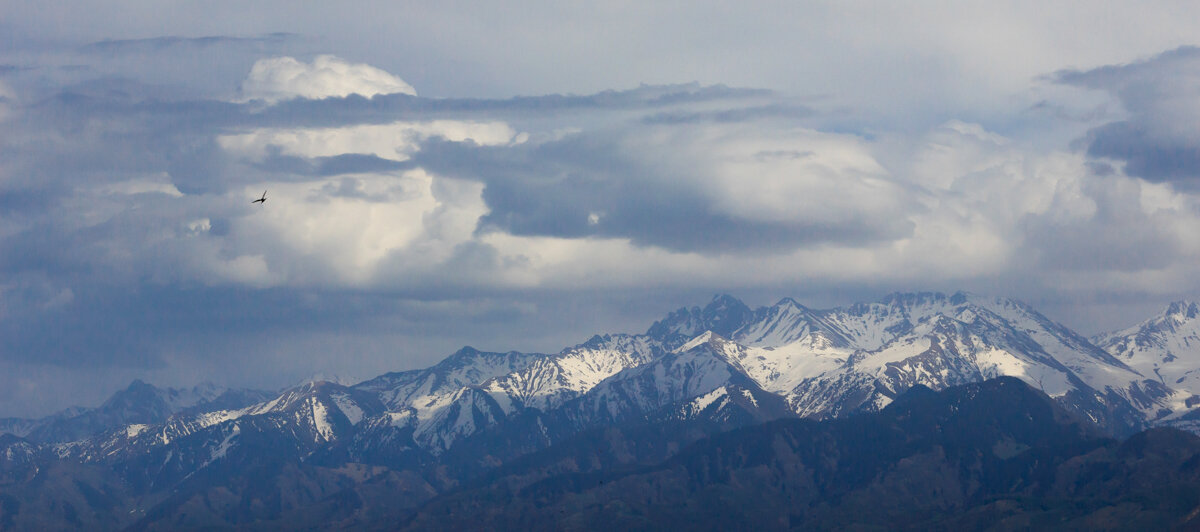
[5,9,1200,416]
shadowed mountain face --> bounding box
[6,293,1200,529]
[404,378,1200,531]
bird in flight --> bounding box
[252,190,267,205]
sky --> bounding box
[5,2,1200,416]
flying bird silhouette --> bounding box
[252,190,267,204]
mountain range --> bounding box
[5,291,1200,529]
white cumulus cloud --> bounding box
[239,55,417,103]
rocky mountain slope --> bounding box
[6,292,1200,529]
[406,378,1200,531]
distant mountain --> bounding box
[9,380,274,444]
[1095,301,1200,394]
[1095,300,1200,431]
[0,418,43,440]
[0,434,40,483]
[8,292,1200,529]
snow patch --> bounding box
[740,388,759,407]
[310,398,336,441]
[207,423,241,465]
[690,386,729,412]
[331,393,364,425]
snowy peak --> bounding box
[356,346,544,410]
[569,332,760,425]
[731,298,850,348]
[652,292,1154,428]
[483,333,661,412]
[250,381,383,428]
[646,294,752,348]
[1095,300,1200,402]
[1167,300,1200,321]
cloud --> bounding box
[217,120,516,162]
[81,33,298,54]
[1056,46,1200,186]
[0,79,13,121]
[641,103,812,124]
[239,55,417,103]
[11,33,1200,418]
[415,119,918,254]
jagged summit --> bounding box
[1166,300,1200,320]
[646,294,753,348]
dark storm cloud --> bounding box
[246,152,414,181]
[6,90,241,197]
[0,281,479,369]
[314,154,411,176]
[1056,46,1200,186]
[1085,121,1200,184]
[414,132,914,254]
[81,33,298,54]
[21,80,768,139]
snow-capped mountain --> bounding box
[757,293,1176,432]
[20,291,1200,495]
[356,347,546,410]
[1095,301,1200,394]
[640,292,1178,433]
[49,381,388,491]
[557,332,761,425]
[1094,301,1200,429]
[646,294,754,349]
[11,292,1200,530]
[330,291,1187,456]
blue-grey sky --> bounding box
[5,2,1200,416]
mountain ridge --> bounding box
[10,291,1199,450]
[7,292,1200,529]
